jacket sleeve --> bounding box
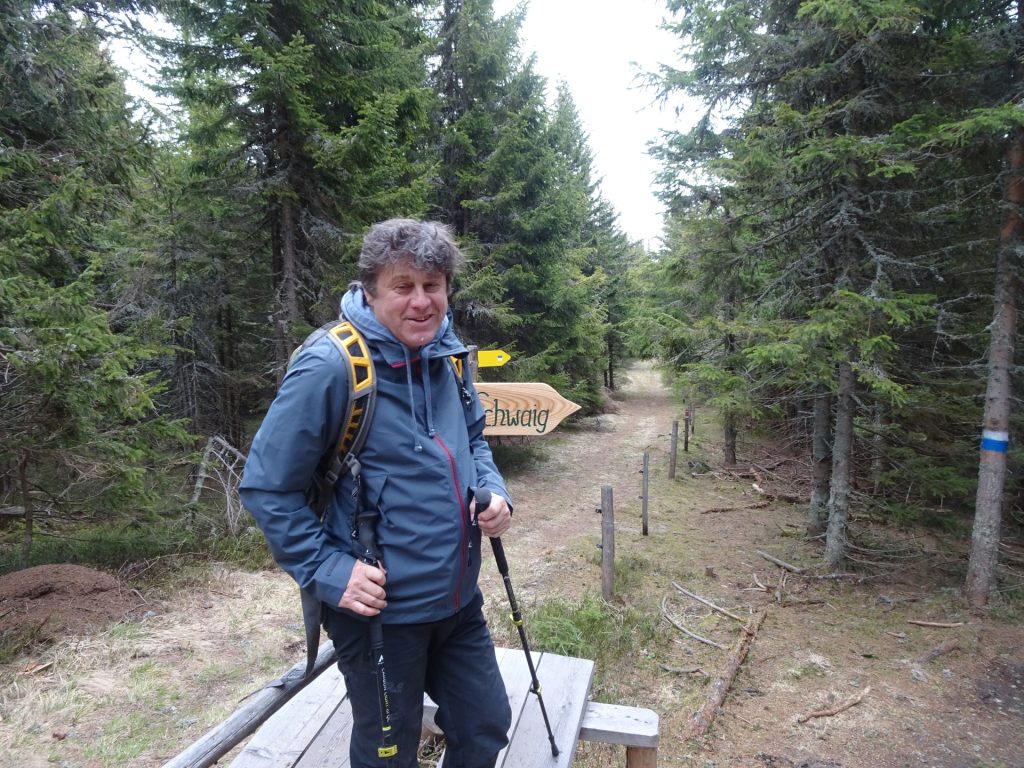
[462,368,513,511]
[239,341,355,609]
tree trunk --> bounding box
[825,360,855,570]
[965,125,1024,610]
[808,386,832,535]
[279,194,300,340]
[18,454,32,567]
[723,328,738,466]
[723,411,738,467]
[218,298,243,447]
[606,337,615,391]
[871,402,885,495]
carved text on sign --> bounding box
[475,382,581,436]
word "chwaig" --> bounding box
[481,397,550,434]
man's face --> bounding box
[366,259,449,349]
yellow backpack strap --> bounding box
[448,355,474,408]
[325,321,376,462]
[288,318,377,678]
[289,320,377,500]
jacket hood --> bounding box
[341,283,469,454]
[340,283,467,365]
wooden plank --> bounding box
[230,666,348,767]
[499,652,594,768]
[492,647,542,766]
[292,695,354,768]
[162,642,338,768]
[578,702,659,748]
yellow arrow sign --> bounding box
[477,349,511,368]
[476,382,581,436]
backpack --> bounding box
[290,320,377,522]
[290,318,471,675]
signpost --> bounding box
[477,349,511,368]
[470,349,580,436]
[477,382,581,436]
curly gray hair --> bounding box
[358,218,465,296]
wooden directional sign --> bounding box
[476,382,581,436]
[477,349,511,368]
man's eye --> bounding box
[425,283,442,293]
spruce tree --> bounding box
[653,0,1023,571]
[156,0,434,377]
[1,3,186,554]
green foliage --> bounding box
[650,0,1022,533]
[526,593,660,671]
[0,521,191,577]
[1,6,190,529]
[432,4,634,407]
[487,440,549,477]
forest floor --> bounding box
[1,361,1023,768]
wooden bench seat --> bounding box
[163,644,659,768]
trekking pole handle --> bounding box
[470,487,513,585]
[470,486,492,524]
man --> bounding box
[240,218,513,767]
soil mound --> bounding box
[0,563,142,643]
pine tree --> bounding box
[156,0,433,377]
[431,1,620,405]
[1,3,186,556]
[653,0,1023,570]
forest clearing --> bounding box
[1,363,1021,768]
[5,2,1024,764]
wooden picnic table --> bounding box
[164,644,659,768]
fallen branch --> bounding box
[702,500,771,514]
[672,582,746,623]
[913,638,960,665]
[661,597,728,650]
[682,609,768,740]
[756,550,805,574]
[779,597,825,607]
[658,663,704,676]
[907,620,965,628]
[749,573,771,593]
[796,687,870,724]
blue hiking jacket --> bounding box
[239,285,511,623]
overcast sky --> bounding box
[493,0,688,248]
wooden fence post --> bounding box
[683,408,691,452]
[669,421,678,478]
[640,452,649,536]
[601,485,615,601]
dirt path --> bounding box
[2,361,1022,768]
[485,362,680,601]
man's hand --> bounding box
[473,492,512,538]
[338,559,387,616]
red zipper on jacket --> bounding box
[434,434,467,612]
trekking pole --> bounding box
[355,505,397,762]
[470,487,560,758]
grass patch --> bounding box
[526,593,661,673]
[0,520,196,576]
[488,439,549,476]
[0,515,272,579]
